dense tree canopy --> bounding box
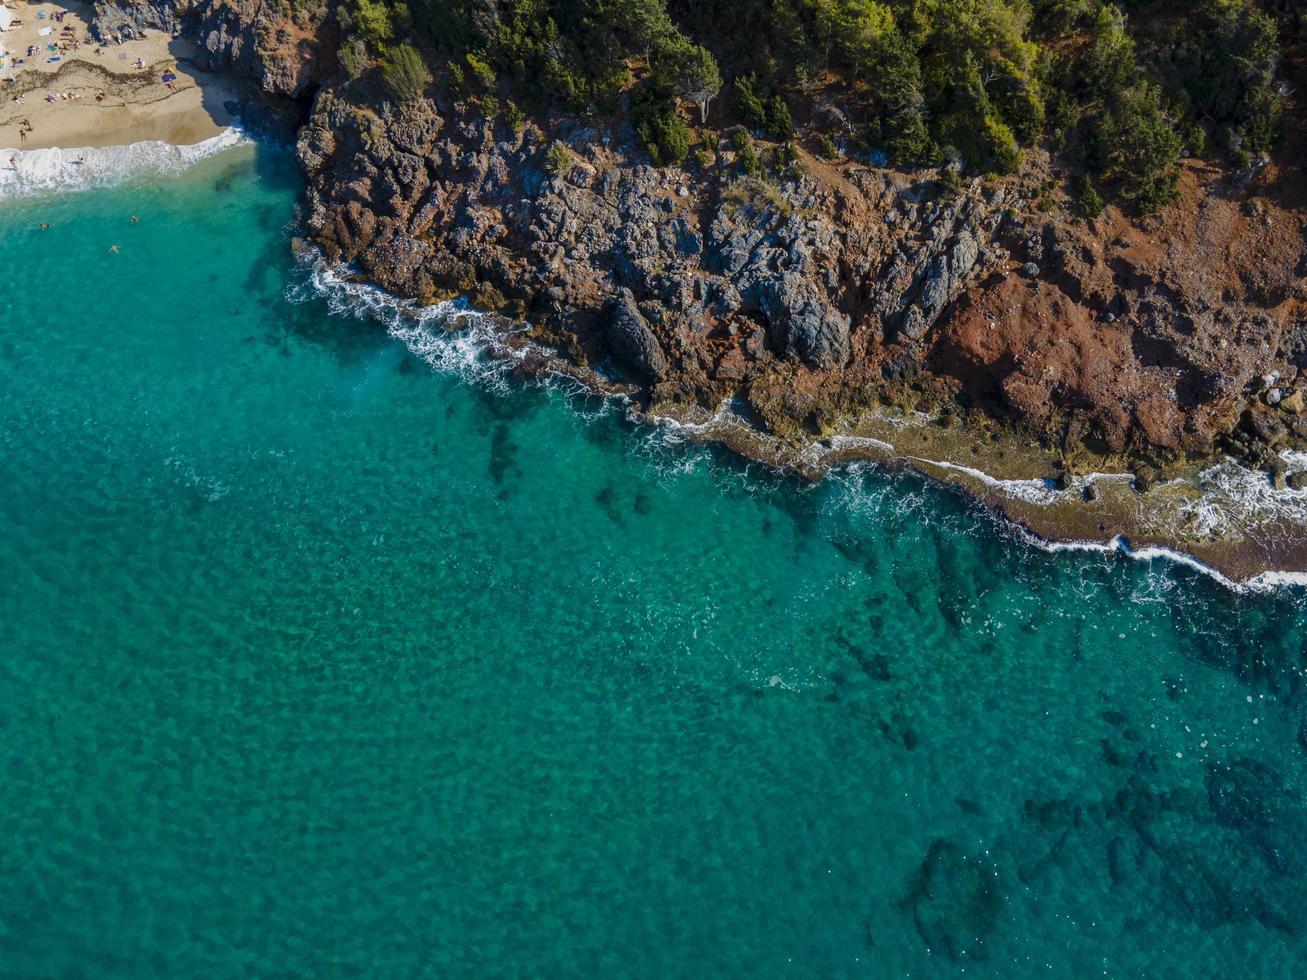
[331,0,1291,213]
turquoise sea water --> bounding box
[3,145,1307,977]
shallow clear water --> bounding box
[2,146,1307,977]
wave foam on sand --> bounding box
[0,127,247,200]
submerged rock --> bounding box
[898,838,1003,962]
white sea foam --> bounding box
[825,434,896,455]
[1172,451,1307,539]
[292,260,556,395]
[645,399,752,444]
[0,127,248,201]
[824,435,1144,506]
[903,456,1063,505]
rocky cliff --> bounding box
[301,91,1307,489]
[95,0,1307,495]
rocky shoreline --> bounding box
[305,251,1307,587]
[92,0,1307,582]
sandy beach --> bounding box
[0,0,238,149]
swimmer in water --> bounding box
[39,223,50,231]
[109,244,119,253]
[130,215,139,223]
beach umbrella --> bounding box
[0,6,13,31]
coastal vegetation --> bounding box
[379,43,429,101]
[330,0,1287,213]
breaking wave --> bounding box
[0,127,248,201]
[290,260,553,393]
[1012,530,1307,594]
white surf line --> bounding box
[836,427,1307,556]
[901,455,1064,504]
[827,435,1139,504]
[0,127,248,200]
[1012,527,1307,594]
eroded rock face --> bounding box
[292,86,1026,413]
[295,87,1307,466]
[91,0,181,39]
[95,0,1307,471]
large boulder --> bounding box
[755,273,851,368]
[899,838,1004,963]
[606,290,668,384]
[950,231,980,280]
